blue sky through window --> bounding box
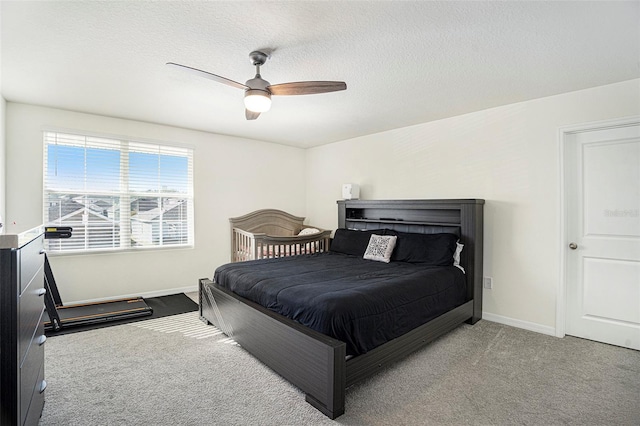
[130,152,188,194]
[47,144,120,192]
[47,144,189,194]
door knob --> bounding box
[569,242,578,250]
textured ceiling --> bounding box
[1,1,638,148]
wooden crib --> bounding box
[230,209,331,262]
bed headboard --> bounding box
[230,209,307,236]
[337,199,484,323]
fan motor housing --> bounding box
[246,77,270,91]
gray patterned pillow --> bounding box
[363,234,397,263]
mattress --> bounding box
[214,252,466,355]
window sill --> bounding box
[45,244,194,257]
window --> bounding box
[43,131,194,253]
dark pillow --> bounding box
[330,229,386,256]
[389,231,459,265]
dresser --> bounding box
[0,227,47,426]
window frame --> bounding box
[43,129,195,255]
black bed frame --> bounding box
[199,199,484,419]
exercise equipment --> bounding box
[43,227,153,332]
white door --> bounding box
[565,122,640,350]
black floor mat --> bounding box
[45,293,198,337]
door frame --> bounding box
[557,115,640,338]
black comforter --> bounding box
[214,252,466,355]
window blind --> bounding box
[43,131,194,253]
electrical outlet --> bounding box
[483,277,493,289]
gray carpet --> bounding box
[40,314,640,425]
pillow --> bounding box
[298,227,320,236]
[453,242,465,273]
[330,229,385,256]
[363,234,397,263]
[389,231,458,265]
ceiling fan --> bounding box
[167,51,347,120]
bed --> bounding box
[200,199,484,419]
[229,209,331,262]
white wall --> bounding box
[305,79,640,333]
[0,8,4,233]
[0,96,5,232]
[6,103,306,303]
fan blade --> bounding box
[267,81,347,96]
[166,62,248,90]
[245,109,260,120]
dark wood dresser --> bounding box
[0,227,47,426]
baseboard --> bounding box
[482,312,556,337]
[68,285,199,306]
[69,293,555,337]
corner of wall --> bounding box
[0,97,6,234]
[1,6,5,232]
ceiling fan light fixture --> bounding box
[168,51,346,120]
[244,89,272,113]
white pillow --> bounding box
[453,242,465,273]
[363,234,397,263]
[298,227,320,236]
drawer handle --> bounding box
[39,380,47,394]
[37,335,47,346]
[37,288,47,297]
